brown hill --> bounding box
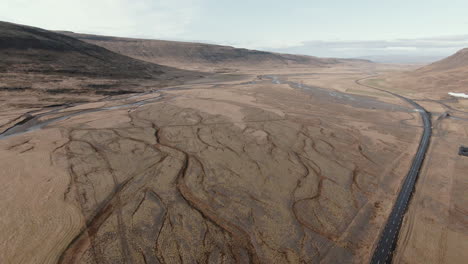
[382,48,468,97]
[417,48,468,72]
[0,21,206,111]
[60,32,342,70]
[0,21,198,80]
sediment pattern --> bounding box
[50,84,418,263]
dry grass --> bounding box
[0,64,422,263]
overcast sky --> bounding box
[1,0,467,61]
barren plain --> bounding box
[0,58,425,263]
[2,21,467,264]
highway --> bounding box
[356,78,432,264]
[1,74,432,263]
[267,74,432,263]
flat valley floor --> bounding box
[0,64,466,263]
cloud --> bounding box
[216,39,306,51]
[0,0,202,38]
[264,35,468,61]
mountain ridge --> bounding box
[59,31,349,70]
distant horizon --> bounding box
[48,23,460,64]
[51,25,468,64]
[1,19,460,65]
[2,0,468,63]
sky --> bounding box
[1,0,468,62]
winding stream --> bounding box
[1,74,414,140]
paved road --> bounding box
[268,74,432,263]
[356,78,432,264]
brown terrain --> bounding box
[59,32,345,72]
[370,48,468,99]
[359,49,468,264]
[0,21,208,135]
[391,110,468,264]
[0,21,466,264]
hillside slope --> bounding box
[417,48,468,72]
[60,32,342,70]
[0,21,197,79]
[0,21,206,113]
[382,48,468,97]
